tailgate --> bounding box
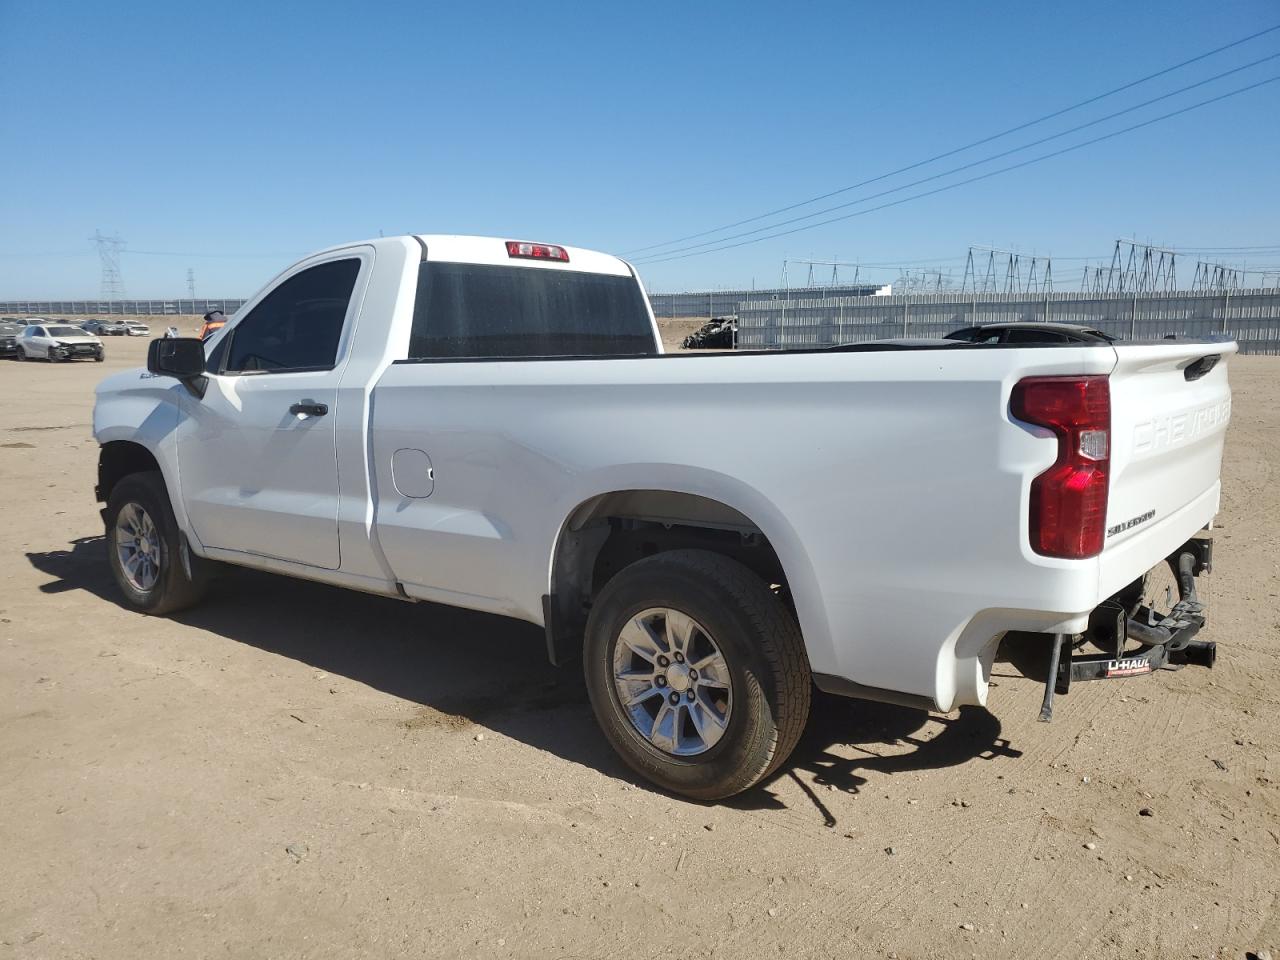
[1099,340,1235,595]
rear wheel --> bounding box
[105,472,210,615]
[584,549,811,800]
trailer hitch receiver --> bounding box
[1038,535,1214,722]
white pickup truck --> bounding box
[93,234,1234,799]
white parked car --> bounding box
[92,235,1234,799]
[126,322,150,337]
[18,323,104,362]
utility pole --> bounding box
[187,268,196,299]
[93,230,127,300]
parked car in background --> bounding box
[681,316,737,349]
[944,321,1116,344]
[0,319,20,357]
[197,310,228,339]
[17,323,104,361]
[83,319,130,336]
[125,322,150,337]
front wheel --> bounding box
[105,471,209,614]
[584,549,811,800]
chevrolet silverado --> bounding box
[92,235,1234,798]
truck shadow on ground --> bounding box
[28,535,1020,824]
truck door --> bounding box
[178,253,368,570]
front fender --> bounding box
[93,370,196,548]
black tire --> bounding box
[584,549,811,800]
[105,471,209,615]
[94,354,104,362]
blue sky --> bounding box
[2,0,1278,298]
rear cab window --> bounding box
[407,261,658,360]
[1004,329,1071,344]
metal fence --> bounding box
[0,299,248,317]
[736,289,1280,355]
[648,283,889,320]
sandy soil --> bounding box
[1,336,1277,960]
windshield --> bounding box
[47,326,82,337]
[407,262,657,360]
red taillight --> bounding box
[505,240,569,262]
[1011,375,1111,559]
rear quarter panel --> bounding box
[369,345,1120,709]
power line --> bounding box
[635,52,1280,263]
[636,74,1280,266]
[624,23,1280,256]
[1175,243,1280,252]
[127,248,302,259]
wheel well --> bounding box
[547,491,792,659]
[97,441,161,503]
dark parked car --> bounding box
[681,316,737,350]
[944,321,1116,344]
[0,320,20,357]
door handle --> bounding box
[289,400,328,417]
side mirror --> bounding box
[148,337,205,379]
[147,337,208,398]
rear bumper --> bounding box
[817,534,1217,718]
[1037,534,1215,721]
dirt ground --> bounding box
[1,335,1277,960]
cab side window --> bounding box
[223,259,361,373]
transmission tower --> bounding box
[93,230,127,300]
[1103,239,1177,294]
[962,246,1053,294]
[781,258,864,288]
[895,269,953,293]
[187,268,196,298]
[1192,260,1241,292]
[1081,264,1108,293]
